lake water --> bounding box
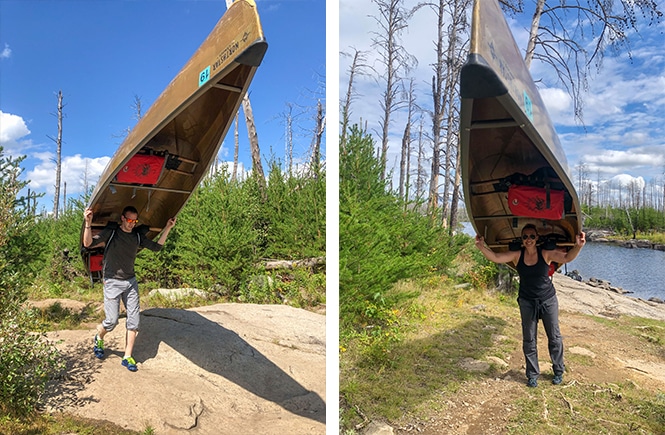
[461,222,665,300]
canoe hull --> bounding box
[80,0,267,281]
[460,0,581,265]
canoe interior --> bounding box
[460,0,581,268]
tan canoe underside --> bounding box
[81,0,266,278]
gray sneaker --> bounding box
[527,377,538,388]
[552,374,563,385]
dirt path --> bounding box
[40,304,326,435]
[391,274,665,435]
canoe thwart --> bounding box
[468,119,523,130]
[108,182,191,195]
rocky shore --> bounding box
[585,229,665,251]
[553,272,665,321]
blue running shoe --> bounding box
[93,334,104,359]
[122,356,138,372]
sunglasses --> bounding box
[123,216,139,224]
[522,234,537,240]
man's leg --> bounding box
[95,279,123,358]
[121,277,140,371]
[518,298,540,382]
[125,329,138,358]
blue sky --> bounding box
[339,0,665,203]
[0,0,325,213]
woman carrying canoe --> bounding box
[474,224,586,387]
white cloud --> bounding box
[0,111,31,154]
[340,1,665,186]
[608,174,645,190]
[0,43,11,59]
[26,153,111,195]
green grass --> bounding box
[0,413,147,435]
[340,277,519,427]
[507,381,665,434]
[340,263,665,433]
[592,316,665,357]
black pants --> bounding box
[518,294,564,379]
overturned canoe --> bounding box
[459,0,581,267]
[81,0,267,282]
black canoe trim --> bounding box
[460,53,508,99]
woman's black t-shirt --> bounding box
[516,248,556,300]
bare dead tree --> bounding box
[284,103,294,175]
[399,78,416,200]
[449,128,462,235]
[48,90,64,219]
[242,93,266,198]
[340,48,369,149]
[224,0,264,195]
[232,112,239,182]
[415,0,470,223]
[415,117,427,200]
[310,99,325,178]
[131,94,143,121]
[370,0,415,180]
[519,0,662,123]
[63,181,67,214]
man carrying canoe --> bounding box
[475,224,586,387]
[83,206,176,372]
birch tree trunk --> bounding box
[524,0,545,69]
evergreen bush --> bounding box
[339,126,461,331]
[0,148,62,417]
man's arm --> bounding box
[156,217,177,246]
[83,208,96,248]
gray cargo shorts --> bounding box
[102,277,140,331]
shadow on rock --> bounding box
[135,307,325,424]
[41,341,101,412]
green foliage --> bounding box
[0,148,63,417]
[139,170,265,291]
[339,126,462,332]
[463,244,501,290]
[583,205,665,235]
[134,163,326,301]
[262,162,326,258]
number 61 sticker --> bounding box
[199,66,211,87]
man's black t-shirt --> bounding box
[91,227,162,280]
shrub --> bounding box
[0,148,63,416]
